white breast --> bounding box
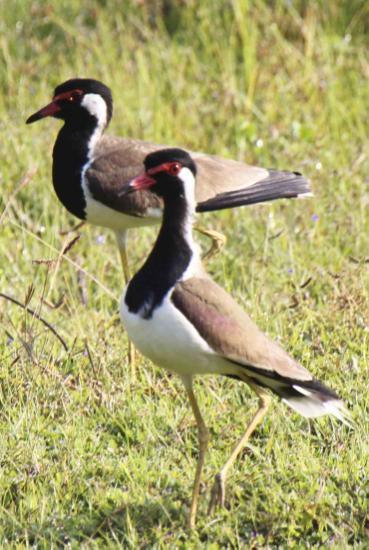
[120,288,233,377]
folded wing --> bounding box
[172,277,350,424]
[86,136,311,216]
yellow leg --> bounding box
[116,231,136,374]
[184,380,210,530]
[208,386,271,514]
[194,224,227,261]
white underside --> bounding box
[81,176,161,230]
[120,287,235,378]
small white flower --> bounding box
[95,234,106,245]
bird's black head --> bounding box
[26,78,113,128]
[143,148,197,198]
[120,148,197,204]
[144,148,197,178]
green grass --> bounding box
[0,0,368,546]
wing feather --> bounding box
[171,277,350,423]
[85,135,311,216]
[171,277,312,381]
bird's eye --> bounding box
[68,90,82,102]
[168,162,181,176]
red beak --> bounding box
[26,101,61,124]
[119,173,156,196]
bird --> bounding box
[26,78,311,283]
[26,78,311,367]
[119,147,350,529]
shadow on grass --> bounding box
[3,493,185,546]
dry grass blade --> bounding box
[0,292,69,351]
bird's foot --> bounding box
[202,230,227,262]
[194,225,227,262]
[208,472,226,514]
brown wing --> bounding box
[193,152,269,201]
[172,276,312,382]
[86,135,310,216]
[86,136,164,216]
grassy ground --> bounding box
[0,0,368,546]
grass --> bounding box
[0,0,368,546]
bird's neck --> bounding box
[125,188,200,319]
[52,116,104,219]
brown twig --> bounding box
[60,221,85,236]
[349,256,369,264]
[41,295,65,310]
[32,259,57,267]
[61,234,81,255]
[0,292,68,351]
[300,277,313,289]
[268,229,284,240]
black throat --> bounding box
[125,189,193,319]
[52,115,98,219]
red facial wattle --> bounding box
[147,161,181,177]
[26,88,83,124]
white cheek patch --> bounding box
[81,93,108,156]
[178,166,196,211]
[81,93,107,129]
[176,166,202,280]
